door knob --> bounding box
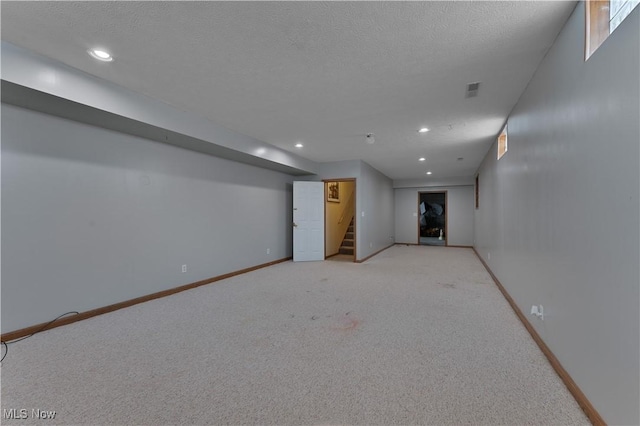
[293,222,298,227]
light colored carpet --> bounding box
[1,246,589,425]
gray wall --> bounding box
[395,186,474,246]
[2,104,294,333]
[474,5,639,425]
[359,161,395,257]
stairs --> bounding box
[339,218,355,255]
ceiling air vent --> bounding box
[466,82,481,98]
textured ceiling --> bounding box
[1,1,577,180]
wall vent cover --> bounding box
[466,82,481,98]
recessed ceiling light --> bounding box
[295,143,303,148]
[418,128,430,133]
[426,171,432,175]
[419,157,425,162]
[88,48,113,62]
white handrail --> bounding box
[338,190,355,225]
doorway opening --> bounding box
[418,191,447,246]
[324,179,356,262]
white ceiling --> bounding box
[1,1,576,180]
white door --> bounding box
[293,181,325,261]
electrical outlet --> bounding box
[369,242,373,248]
[182,264,187,273]
[487,252,490,260]
[266,248,270,254]
[361,211,365,217]
[531,305,544,320]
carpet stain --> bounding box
[332,315,360,331]
[320,278,328,282]
[439,282,456,289]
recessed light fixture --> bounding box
[295,143,303,148]
[418,128,430,133]
[426,171,432,175]
[419,157,425,162]
[88,48,113,62]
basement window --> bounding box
[586,0,639,59]
[497,125,508,160]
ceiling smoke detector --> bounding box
[466,81,480,98]
[366,133,375,144]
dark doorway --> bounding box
[418,191,447,246]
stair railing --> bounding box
[337,189,355,248]
[338,190,355,225]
